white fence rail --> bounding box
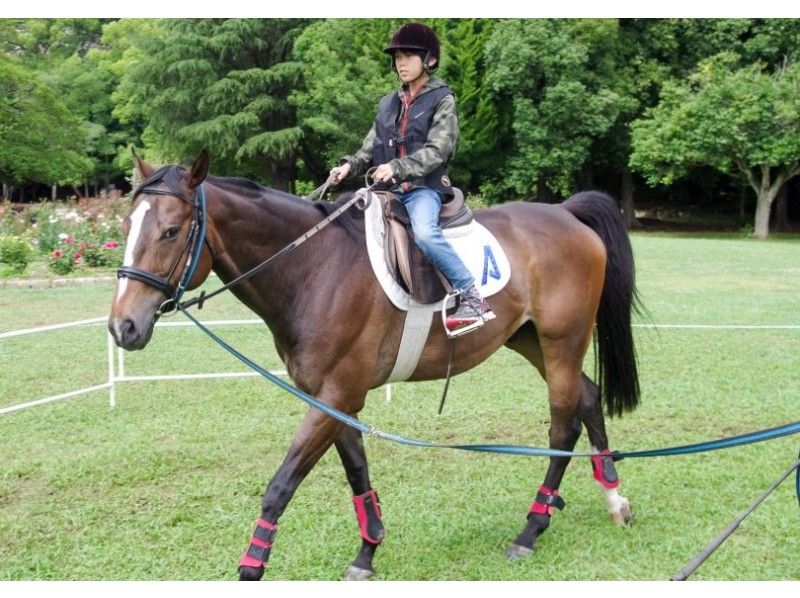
[0,318,285,416]
[1,317,798,417]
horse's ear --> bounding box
[188,150,210,190]
[131,148,155,180]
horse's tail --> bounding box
[563,191,641,417]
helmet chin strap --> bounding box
[423,50,436,74]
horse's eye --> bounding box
[163,227,180,240]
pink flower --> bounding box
[53,249,63,258]
[103,240,119,249]
[65,235,74,245]
[73,251,82,259]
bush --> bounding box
[82,240,122,268]
[0,235,33,274]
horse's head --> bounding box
[108,151,213,350]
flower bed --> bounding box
[0,197,128,278]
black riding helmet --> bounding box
[383,22,440,74]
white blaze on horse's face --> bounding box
[116,199,152,301]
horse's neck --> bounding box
[207,186,324,330]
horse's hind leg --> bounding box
[506,334,585,558]
[506,323,586,558]
[335,426,385,580]
[577,374,632,526]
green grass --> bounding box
[1,234,799,580]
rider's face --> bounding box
[394,50,428,85]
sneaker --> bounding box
[445,286,496,334]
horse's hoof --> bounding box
[505,543,534,560]
[238,565,265,581]
[610,499,633,526]
[343,565,374,580]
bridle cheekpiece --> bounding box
[116,183,207,318]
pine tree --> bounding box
[116,18,311,190]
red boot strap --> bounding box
[591,449,621,489]
[238,519,278,570]
[528,486,566,517]
[353,489,385,545]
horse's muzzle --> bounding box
[108,315,154,351]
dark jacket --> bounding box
[341,77,458,198]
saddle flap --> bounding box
[377,190,452,303]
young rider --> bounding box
[329,22,495,334]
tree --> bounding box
[114,18,311,190]
[0,18,116,197]
[0,55,92,192]
[484,19,625,201]
[436,18,507,193]
[630,53,800,238]
[290,18,399,182]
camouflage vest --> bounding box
[372,85,454,200]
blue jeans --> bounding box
[396,188,475,292]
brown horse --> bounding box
[108,151,640,580]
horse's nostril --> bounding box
[122,318,135,336]
[117,318,137,345]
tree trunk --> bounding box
[536,176,556,203]
[51,184,57,202]
[620,169,640,230]
[268,157,295,193]
[2,183,7,200]
[771,184,788,232]
[753,174,781,239]
[753,194,772,238]
[578,165,594,190]
[750,165,784,239]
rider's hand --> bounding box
[372,163,396,184]
[329,163,351,186]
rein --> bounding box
[178,303,800,462]
[179,178,371,312]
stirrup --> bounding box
[441,291,494,339]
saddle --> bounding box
[374,188,473,304]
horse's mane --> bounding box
[206,174,303,205]
[133,165,305,205]
[133,166,362,239]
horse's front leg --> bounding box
[335,426,385,580]
[238,403,346,581]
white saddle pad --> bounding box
[363,190,511,311]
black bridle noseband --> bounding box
[116,185,208,317]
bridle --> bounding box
[116,184,208,318]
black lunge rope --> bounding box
[671,453,800,580]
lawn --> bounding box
[0,233,798,580]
